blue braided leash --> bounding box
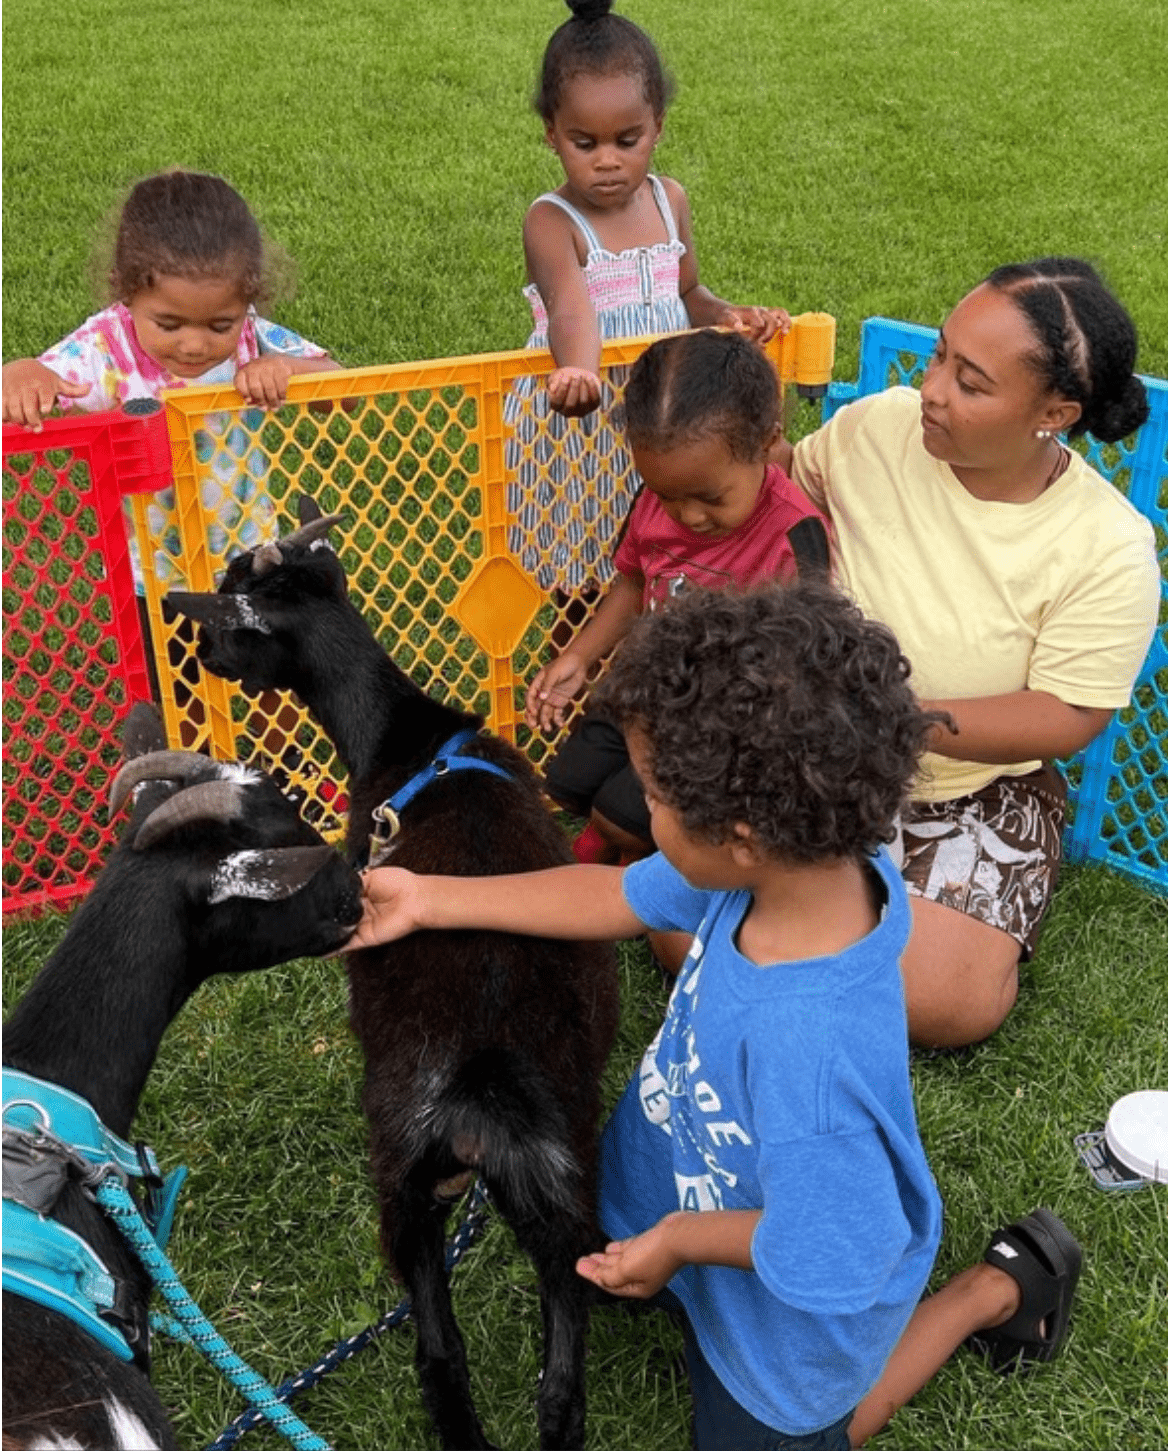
[205,1179,492,1451]
[94,1178,331,1451]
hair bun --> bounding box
[1087,373,1150,444]
[567,0,613,20]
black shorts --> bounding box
[542,714,652,841]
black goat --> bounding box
[169,501,620,1451]
[3,703,362,1451]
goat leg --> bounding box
[392,1185,498,1451]
[494,1189,593,1451]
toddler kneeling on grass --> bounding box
[349,581,1083,1449]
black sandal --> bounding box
[967,1207,1083,1372]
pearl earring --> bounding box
[1035,429,1052,440]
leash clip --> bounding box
[367,800,401,867]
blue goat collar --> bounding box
[367,727,513,866]
[2,1068,188,1362]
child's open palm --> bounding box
[576,1223,681,1300]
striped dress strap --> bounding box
[646,175,681,245]
[530,192,606,256]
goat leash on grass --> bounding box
[93,1177,331,1451]
[205,1179,492,1451]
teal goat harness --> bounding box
[2,1067,187,1362]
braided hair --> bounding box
[534,0,673,123]
[622,329,780,463]
[985,257,1148,443]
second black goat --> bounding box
[170,502,620,1451]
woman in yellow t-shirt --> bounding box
[784,258,1160,1050]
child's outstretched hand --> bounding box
[3,360,89,432]
[719,306,792,345]
[547,365,603,418]
[525,653,588,732]
[343,867,427,952]
[234,354,297,409]
[576,1221,682,1300]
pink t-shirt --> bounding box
[613,463,828,608]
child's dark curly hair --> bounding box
[622,329,780,462]
[592,580,943,863]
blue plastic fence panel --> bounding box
[821,317,1168,895]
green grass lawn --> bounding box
[3,1,1166,1448]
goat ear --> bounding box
[165,592,274,635]
[207,845,340,904]
[121,701,168,761]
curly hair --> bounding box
[984,257,1148,444]
[534,0,674,123]
[100,169,291,306]
[592,581,942,863]
[622,329,780,462]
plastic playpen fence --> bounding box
[825,317,1167,895]
[4,314,1164,915]
[1,324,828,915]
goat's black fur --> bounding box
[3,708,362,1451]
[170,504,620,1450]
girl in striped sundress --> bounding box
[505,0,789,591]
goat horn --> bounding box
[110,750,221,817]
[279,513,345,550]
[251,541,285,576]
[131,779,248,851]
[298,494,322,526]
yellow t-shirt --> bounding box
[791,387,1161,802]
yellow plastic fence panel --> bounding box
[138,323,833,840]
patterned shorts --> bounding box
[890,764,1067,958]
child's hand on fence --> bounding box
[526,653,588,732]
[719,306,792,345]
[2,360,89,432]
[234,354,296,409]
[547,365,602,417]
[576,1222,681,1300]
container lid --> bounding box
[1104,1090,1168,1184]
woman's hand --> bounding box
[718,306,792,345]
[344,867,428,951]
[525,652,589,732]
[576,1218,683,1300]
[3,360,89,431]
[547,365,602,417]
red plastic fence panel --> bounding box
[2,405,171,917]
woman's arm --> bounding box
[347,861,645,951]
[922,690,1113,764]
[523,202,603,415]
[576,1209,763,1299]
